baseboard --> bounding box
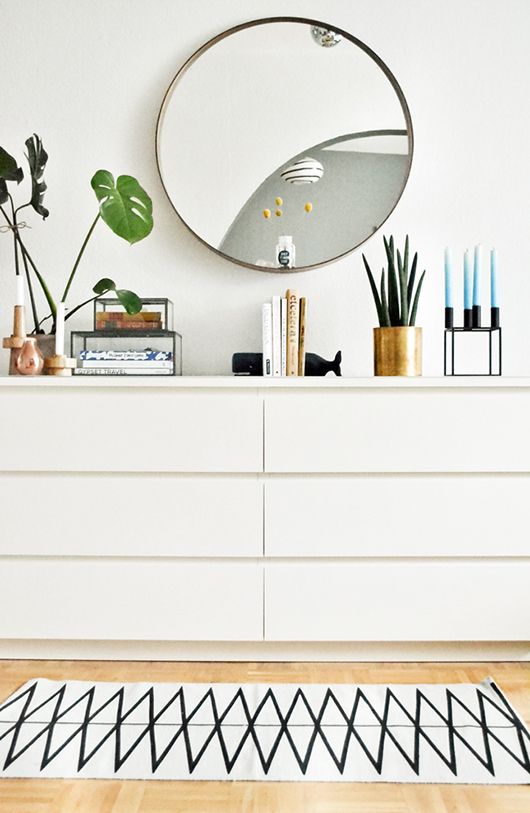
[0,640,528,662]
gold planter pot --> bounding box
[373,326,422,376]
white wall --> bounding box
[1,0,529,377]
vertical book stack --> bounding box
[262,290,307,377]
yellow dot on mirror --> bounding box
[275,197,283,206]
[275,209,282,217]
[263,209,271,218]
[305,202,313,213]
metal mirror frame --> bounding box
[155,16,414,273]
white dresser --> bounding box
[0,376,528,661]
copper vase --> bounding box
[15,337,44,376]
[373,327,422,376]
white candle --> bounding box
[55,302,65,356]
[15,275,25,307]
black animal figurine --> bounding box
[232,351,342,377]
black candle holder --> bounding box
[444,308,502,376]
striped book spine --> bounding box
[286,289,299,376]
[298,297,307,376]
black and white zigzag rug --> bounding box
[0,678,528,783]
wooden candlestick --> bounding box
[43,354,77,377]
[3,305,27,375]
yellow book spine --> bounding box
[286,289,299,376]
[298,297,307,376]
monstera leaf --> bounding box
[91,170,153,244]
[0,146,24,204]
[92,278,142,314]
[25,135,49,219]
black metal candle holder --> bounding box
[444,308,502,376]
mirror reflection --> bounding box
[157,18,413,271]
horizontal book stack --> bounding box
[95,311,163,331]
[76,349,174,376]
[262,290,307,377]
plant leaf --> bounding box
[397,248,408,326]
[25,135,49,219]
[407,252,418,307]
[0,180,8,204]
[409,269,426,326]
[91,170,153,244]
[0,147,24,184]
[116,289,142,314]
[380,269,390,326]
[363,254,383,325]
[384,235,400,326]
[93,277,116,295]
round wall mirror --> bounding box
[156,17,413,272]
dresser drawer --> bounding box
[264,389,530,472]
[265,562,530,641]
[0,474,262,557]
[265,475,530,557]
[0,388,262,472]
[0,560,263,641]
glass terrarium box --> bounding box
[71,331,182,376]
[94,297,174,331]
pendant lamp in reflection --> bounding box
[280,156,324,185]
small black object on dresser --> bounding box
[232,351,342,376]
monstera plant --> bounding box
[0,135,153,334]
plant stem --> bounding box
[10,198,41,333]
[62,213,100,303]
[8,197,20,278]
[64,293,100,321]
[13,201,32,218]
[0,205,56,319]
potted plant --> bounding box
[0,134,153,355]
[363,235,426,376]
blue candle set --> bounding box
[444,245,499,329]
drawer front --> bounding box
[265,475,530,557]
[0,474,262,557]
[265,562,530,641]
[265,389,530,472]
[0,389,261,472]
[0,560,263,641]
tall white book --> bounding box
[272,295,281,377]
[262,302,273,377]
[280,297,287,376]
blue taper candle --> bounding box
[444,248,453,308]
[490,248,498,307]
[473,245,481,306]
[464,249,472,310]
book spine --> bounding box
[286,289,299,376]
[262,303,273,377]
[96,312,161,322]
[80,360,174,369]
[75,368,172,376]
[97,321,162,330]
[79,351,172,361]
[298,297,307,376]
[280,297,287,376]
[272,296,281,377]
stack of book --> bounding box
[76,349,174,376]
[262,290,307,377]
[95,311,163,331]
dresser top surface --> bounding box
[0,376,529,390]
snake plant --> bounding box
[363,235,426,327]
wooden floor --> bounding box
[0,660,528,812]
